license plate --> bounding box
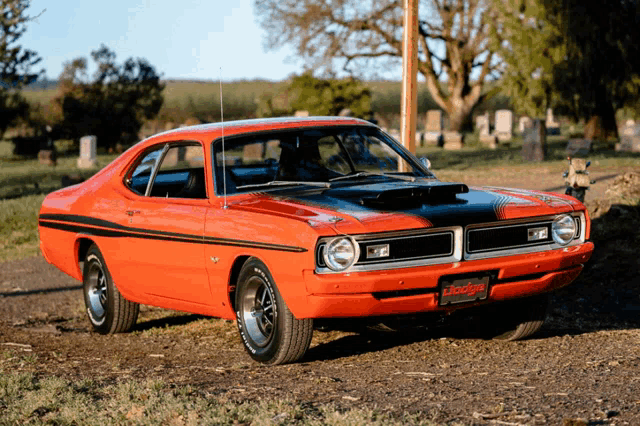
[439,275,490,306]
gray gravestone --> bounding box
[424,110,443,145]
[38,149,57,166]
[565,139,592,157]
[522,120,546,162]
[294,110,309,117]
[495,110,513,142]
[77,136,97,169]
[475,113,490,136]
[616,124,640,153]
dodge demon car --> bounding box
[38,117,594,364]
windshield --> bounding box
[212,126,434,195]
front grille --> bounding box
[357,232,454,264]
[467,221,552,253]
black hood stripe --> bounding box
[38,214,306,253]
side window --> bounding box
[127,146,165,195]
[149,143,207,199]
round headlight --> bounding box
[323,237,358,271]
[552,214,576,246]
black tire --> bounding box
[486,294,550,341]
[83,244,139,334]
[235,258,313,365]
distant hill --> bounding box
[24,78,59,91]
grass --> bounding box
[0,153,117,262]
[0,194,45,261]
[0,153,118,199]
[0,370,443,426]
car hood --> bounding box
[228,180,581,234]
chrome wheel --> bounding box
[240,276,276,347]
[82,244,139,334]
[86,255,107,323]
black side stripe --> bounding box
[38,214,307,253]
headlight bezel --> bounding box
[322,236,360,272]
[551,214,577,246]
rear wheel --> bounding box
[485,294,550,341]
[235,258,313,364]
[83,244,139,334]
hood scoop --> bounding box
[360,182,469,208]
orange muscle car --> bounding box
[38,117,594,364]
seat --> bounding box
[175,168,207,199]
[277,140,331,181]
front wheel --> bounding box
[83,244,139,334]
[235,258,313,364]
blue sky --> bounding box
[20,0,303,82]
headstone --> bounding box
[565,139,592,157]
[475,113,490,136]
[185,145,205,166]
[243,143,265,162]
[38,149,57,166]
[443,131,463,150]
[77,135,97,169]
[522,120,546,162]
[616,124,640,153]
[424,110,443,145]
[415,131,424,147]
[518,116,533,133]
[495,110,513,142]
[479,135,498,150]
[338,108,353,117]
[425,110,443,132]
[294,110,309,118]
[546,108,561,135]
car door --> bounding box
[122,141,211,305]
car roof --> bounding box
[149,116,376,140]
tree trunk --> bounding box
[445,99,475,133]
[583,96,618,142]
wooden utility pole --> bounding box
[400,0,419,171]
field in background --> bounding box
[21,79,512,132]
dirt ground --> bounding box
[1,168,639,425]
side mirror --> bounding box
[419,157,431,170]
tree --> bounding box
[257,72,371,118]
[492,0,640,140]
[254,0,501,132]
[0,0,42,137]
[55,45,164,148]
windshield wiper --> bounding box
[237,180,331,190]
[329,171,416,182]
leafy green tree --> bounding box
[257,72,371,118]
[492,0,640,139]
[254,0,501,132]
[0,0,42,137]
[55,45,164,148]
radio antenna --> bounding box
[219,68,228,209]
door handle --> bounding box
[125,210,140,216]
